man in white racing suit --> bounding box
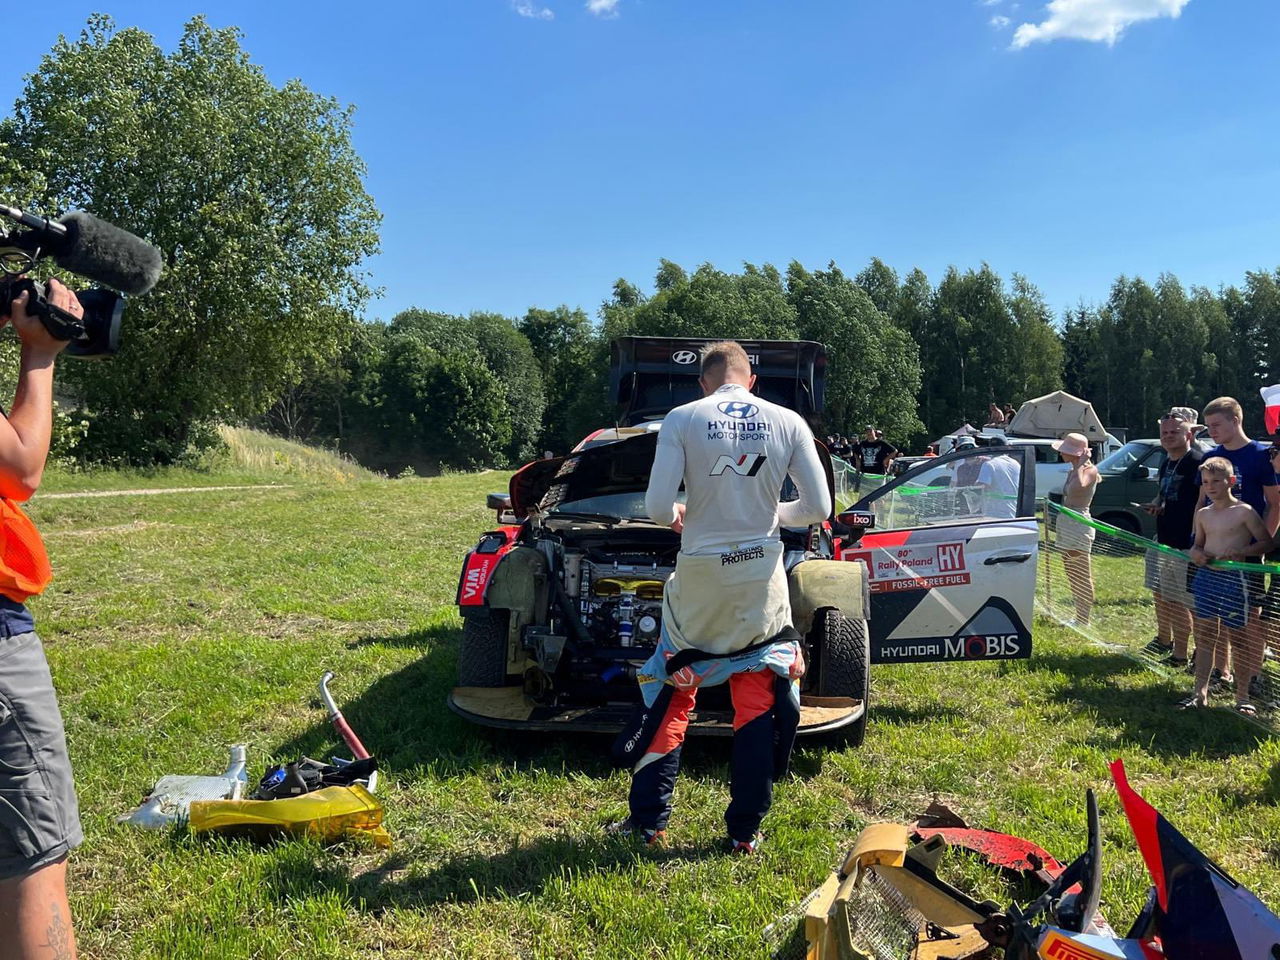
[609,340,831,853]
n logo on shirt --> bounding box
[710,453,768,477]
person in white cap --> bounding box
[1052,432,1099,625]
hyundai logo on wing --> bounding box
[717,400,759,419]
[672,350,699,364]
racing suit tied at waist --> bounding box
[660,539,790,656]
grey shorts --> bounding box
[0,631,82,879]
[1143,548,1193,606]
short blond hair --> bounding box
[1200,456,1234,479]
[1203,397,1242,422]
[700,341,752,379]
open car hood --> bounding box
[510,432,660,518]
[609,337,827,427]
[509,431,836,521]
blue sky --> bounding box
[6,1,1278,324]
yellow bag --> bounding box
[188,784,391,848]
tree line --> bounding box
[4,17,1279,474]
[258,257,1280,476]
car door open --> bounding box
[838,445,1038,664]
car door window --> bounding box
[859,448,1027,528]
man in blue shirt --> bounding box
[1198,396,1280,711]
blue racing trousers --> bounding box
[621,669,798,841]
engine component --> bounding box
[618,592,635,646]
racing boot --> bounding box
[605,817,666,846]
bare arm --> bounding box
[1232,509,1273,560]
[0,282,73,501]
[1190,510,1209,565]
[1263,483,1280,538]
[1081,463,1100,493]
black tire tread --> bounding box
[815,608,870,747]
[458,609,512,687]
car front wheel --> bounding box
[813,608,870,747]
[458,608,512,687]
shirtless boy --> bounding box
[1183,457,1273,713]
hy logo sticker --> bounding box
[710,453,768,477]
[717,400,759,419]
[672,350,698,364]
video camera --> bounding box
[0,203,163,358]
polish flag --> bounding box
[1263,384,1280,436]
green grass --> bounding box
[22,465,1280,958]
[37,425,382,494]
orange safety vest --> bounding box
[0,498,52,603]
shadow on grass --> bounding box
[260,831,729,914]
[1217,757,1280,811]
[1036,649,1268,759]
[275,620,812,782]
[872,702,965,726]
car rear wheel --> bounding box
[458,609,512,687]
[813,608,870,747]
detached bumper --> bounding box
[448,686,864,736]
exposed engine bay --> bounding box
[571,553,671,651]
[520,522,680,704]
[518,519,819,708]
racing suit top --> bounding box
[644,382,831,556]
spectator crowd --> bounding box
[1052,397,1278,718]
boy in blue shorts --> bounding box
[1183,457,1272,713]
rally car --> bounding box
[449,337,1040,744]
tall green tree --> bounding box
[924,265,1020,434]
[893,268,934,435]
[388,309,545,466]
[854,257,900,319]
[1,15,380,462]
[787,261,923,443]
[518,305,598,455]
[604,261,799,342]
[377,332,510,472]
[1005,274,1064,401]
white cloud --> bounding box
[981,0,1002,6]
[512,0,554,20]
[991,14,1012,28]
[1012,0,1191,48]
[586,0,621,17]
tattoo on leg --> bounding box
[44,900,74,960]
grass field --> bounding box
[23,453,1280,958]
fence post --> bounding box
[1042,498,1052,609]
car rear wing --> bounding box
[609,336,827,427]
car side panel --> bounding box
[456,527,521,607]
[851,521,1037,663]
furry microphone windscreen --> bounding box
[54,212,163,296]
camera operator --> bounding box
[0,280,79,959]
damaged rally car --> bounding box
[451,336,1041,745]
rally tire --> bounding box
[814,608,870,747]
[458,609,512,687]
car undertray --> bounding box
[448,685,864,736]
